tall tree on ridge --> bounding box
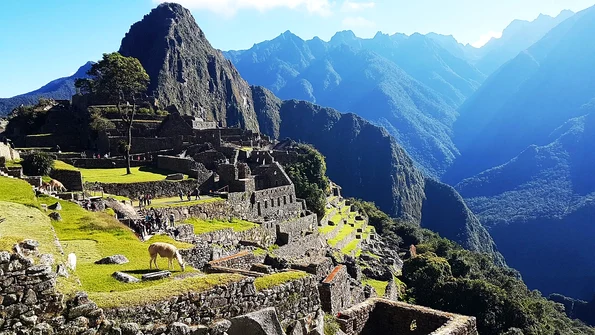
[76,52,149,174]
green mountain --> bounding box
[252,86,501,260]
[456,107,595,299]
[0,62,92,116]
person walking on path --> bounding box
[178,189,184,201]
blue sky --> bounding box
[1,0,593,98]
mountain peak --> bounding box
[119,3,259,130]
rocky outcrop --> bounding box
[119,3,259,131]
[227,307,285,335]
[95,255,129,265]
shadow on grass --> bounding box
[125,269,184,275]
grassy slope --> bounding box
[183,218,257,234]
[78,166,185,183]
[254,271,308,290]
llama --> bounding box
[40,179,67,193]
[67,253,77,271]
[148,242,185,271]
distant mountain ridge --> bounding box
[446,6,595,183]
[0,62,92,116]
[224,29,483,177]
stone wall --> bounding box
[102,136,183,155]
[50,169,84,191]
[0,142,19,161]
[336,298,478,335]
[276,214,317,245]
[172,221,278,249]
[208,251,266,271]
[319,265,351,314]
[178,243,213,270]
[86,179,206,199]
[103,276,321,328]
[0,251,64,333]
[157,155,195,175]
[63,158,149,169]
[251,185,304,221]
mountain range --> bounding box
[111,3,503,260]
[0,62,92,115]
[3,0,594,304]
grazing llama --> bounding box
[148,242,186,271]
[67,253,77,271]
[41,179,67,193]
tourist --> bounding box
[169,213,175,228]
[178,189,184,201]
[194,187,201,200]
[186,192,191,201]
[147,194,152,205]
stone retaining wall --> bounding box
[50,169,83,191]
[103,276,321,327]
[87,179,202,199]
[0,251,64,333]
[63,158,149,169]
[336,298,478,335]
[208,251,265,271]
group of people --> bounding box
[178,187,201,202]
[133,208,177,239]
[138,194,153,208]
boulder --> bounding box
[56,263,69,277]
[49,212,62,221]
[20,239,40,250]
[166,173,185,181]
[48,202,62,210]
[169,322,191,335]
[142,270,171,281]
[39,253,55,265]
[112,272,140,283]
[209,319,232,335]
[227,307,284,335]
[95,255,129,265]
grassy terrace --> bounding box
[53,161,187,184]
[183,218,257,235]
[151,196,223,208]
[0,177,248,308]
[363,278,389,297]
[254,271,308,291]
[327,225,354,247]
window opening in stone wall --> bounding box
[284,196,287,205]
[257,202,261,216]
[277,198,281,207]
[271,198,275,207]
[290,195,293,203]
[265,201,268,209]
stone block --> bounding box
[141,270,171,281]
[166,173,185,181]
[95,255,129,265]
[112,272,140,283]
[49,212,62,221]
[48,202,62,211]
[228,307,284,335]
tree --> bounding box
[22,152,55,176]
[75,52,149,174]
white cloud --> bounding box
[341,0,375,12]
[471,30,503,48]
[341,16,375,29]
[156,0,333,16]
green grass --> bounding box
[327,225,354,247]
[0,177,37,207]
[54,160,78,171]
[319,225,338,235]
[183,218,258,235]
[254,271,308,291]
[90,273,244,308]
[363,278,389,297]
[253,248,267,256]
[330,213,342,225]
[79,166,186,183]
[0,201,56,254]
[151,196,223,208]
[46,196,195,295]
[4,159,22,168]
[341,239,360,255]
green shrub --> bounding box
[323,314,340,335]
[22,152,55,176]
